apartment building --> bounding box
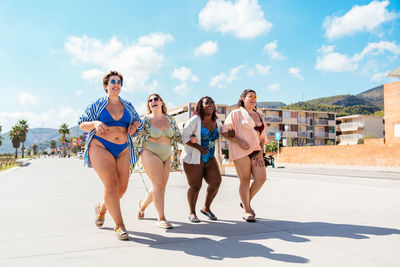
[258,108,336,146]
[336,115,385,145]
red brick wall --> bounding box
[278,143,400,167]
[384,82,400,144]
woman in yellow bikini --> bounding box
[134,94,186,229]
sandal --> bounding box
[156,220,173,229]
[243,213,256,223]
[137,200,144,219]
[240,203,256,217]
[188,214,200,223]
[114,225,129,240]
[95,202,105,228]
[200,209,217,220]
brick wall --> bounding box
[278,143,400,167]
[384,82,400,144]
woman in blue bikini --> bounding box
[182,96,227,223]
[79,70,142,240]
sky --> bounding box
[0,0,399,133]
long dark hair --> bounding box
[193,96,218,121]
[236,89,257,111]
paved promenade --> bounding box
[1,158,399,267]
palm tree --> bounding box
[0,125,3,147]
[9,125,22,159]
[50,140,56,151]
[18,120,29,158]
[58,123,70,157]
[32,144,38,155]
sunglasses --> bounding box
[110,79,122,85]
[149,97,160,103]
[204,100,214,105]
[247,95,258,100]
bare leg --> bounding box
[233,156,253,217]
[89,140,125,227]
[183,162,204,216]
[141,150,168,221]
[249,151,267,202]
[202,157,221,212]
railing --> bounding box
[339,134,363,141]
[267,131,277,136]
[315,119,328,125]
[339,122,364,131]
[314,132,328,138]
[297,118,307,124]
[264,116,282,122]
[298,131,307,137]
[172,112,190,123]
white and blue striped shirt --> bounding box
[78,96,143,168]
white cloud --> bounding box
[199,0,272,39]
[288,67,304,80]
[255,64,271,75]
[316,41,400,72]
[247,70,255,76]
[263,40,286,60]
[173,83,190,96]
[194,41,218,57]
[0,107,79,133]
[82,69,103,83]
[65,34,172,92]
[18,92,37,105]
[76,90,83,95]
[210,65,245,88]
[370,71,397,82]
[172,67,199,83]
[268,83,280,91]
[323,1,399,40]
[137,32,174,48]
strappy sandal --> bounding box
[95,202,105,228]
[188,214,200,223]
[243,213,256,223]
[114,225,129,240]
[137,200,144,220]
[200,209,217,220]
[156,220,173,229]
[240,203,256,217]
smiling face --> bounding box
[105,75,122,97]
[243,91,257,110]
[147,94,166,114]
[202,97,215,116]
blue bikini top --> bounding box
[99,108,131,127]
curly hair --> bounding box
[147,93,167,114]
[193,96,218,121]
[102,70,123,93]
[236,89,257,111]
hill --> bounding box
[0,126,85,154]
[257,101,286,108]
[283,85,383,116]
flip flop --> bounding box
[137,200,144,219]
[243,213,256,223]
[156,220,173,229]
[188,214,200,223]
[240,203,256,217]
[200,209,217,220]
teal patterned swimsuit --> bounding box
[200,124,219,163]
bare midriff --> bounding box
[94,126,128,144]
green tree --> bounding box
[9,125,22,159]
[0,125,3,147]
[50,140,56,152]
[18,120,29,158]
[265,141,280,153]
[58,123,70,157]
[32,144,38,155]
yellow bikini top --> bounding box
[150,127,173,139]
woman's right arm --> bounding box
[224,111,250,150]
[80,121,109,135]
[78,100,109,135]
[182,117,208,155]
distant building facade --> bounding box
[384,81,400,144]
[336,115,385,145]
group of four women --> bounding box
[79,71,267,240]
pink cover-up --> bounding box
[224,107,266,162]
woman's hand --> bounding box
[128,121,142,135]
[199,146,209,155]
[94,121,109,135]
[238,139,250,150]
[189,135,197,143]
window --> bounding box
[328,126,335,133]
[283,111,290,118]
[395,124,400,137]
[328,114,335,120]
[290,112,297,118]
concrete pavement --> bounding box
[0,158,399,266]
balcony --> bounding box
[172,111,190,123]
[315,119,328,125]
[297,131,307,137]
[314,132,328,138]
[339,134,363,141]
[297,118,307,124]
[339,122,364,132]
[264,116,282,122]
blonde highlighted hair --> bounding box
[147,94,167,114]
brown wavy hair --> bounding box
[147,93,167,114]
[193,96,218,121]
[103,70,123,93]
[236,89,257,111]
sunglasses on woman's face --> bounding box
[204,99,214,105]
[149,97,159,103]
[110,79,122,85]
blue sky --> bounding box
[0,0,399,132]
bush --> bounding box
[265,142,280,152]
